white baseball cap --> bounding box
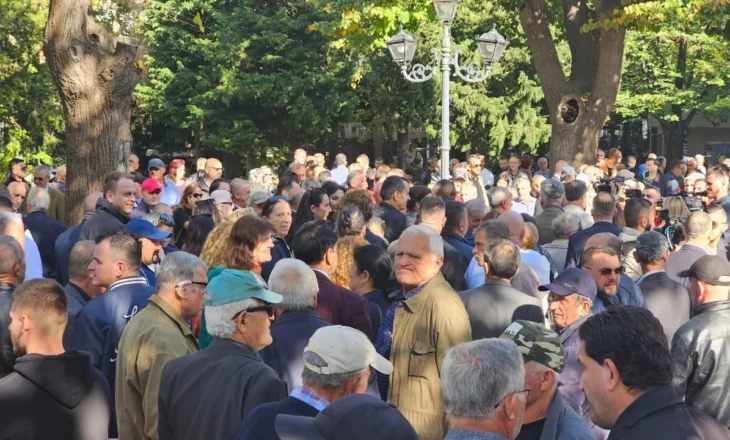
[304,326,393,375]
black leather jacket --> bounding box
[0,283,17,380]
[671,300,730,428]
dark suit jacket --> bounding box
[63,283,90,350]
[666,243,712,289]
[79,199,129,241]
[441,230,473,270]
[232,396,320,440]
[313,271,374,340]
[378,202,409,243]
[638,271,691,344]
[54,220,85,286]
[565,221,622,268]
[442,240,467,291]
[535,206,564,245]
[259,310,331,391]
[23,211,66,280]
[459,278,544,339]
[512,262,541,299]
[261,237,291,282]
[0,283,16,379]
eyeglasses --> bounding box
[177,280,208,289]
[159,213,174,227]
[211,167,224,171]
[268,195,289,203]
[232,304,275,320]
[494,389,530,408]
[585,266,624,276]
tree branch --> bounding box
[520,0,568,107]
[684,108,698,127]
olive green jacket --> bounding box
[115,294,199,440]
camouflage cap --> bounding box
[499,320,565,373]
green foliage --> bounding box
[136,0,359,160]
[0,0,63,168]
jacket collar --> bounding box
[402,273,445,315]
[25,211,48,219]
[693,300,730,317]
[483,278,513,288]
[148,294,194,338]
[67,282,91,303]
[442,230,468,244]
[208,338,261,361]
[272,309,321,327]
[541,390,568,439]
[610,386,682,437]
[108,275,148,291]
[0,282,16,292]
[99,198,130,223]
[380,201,400,213]
[559,314,591,343]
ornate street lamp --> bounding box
[386,2,508,179]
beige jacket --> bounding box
[115,294,199,440]
[387,273,472,440]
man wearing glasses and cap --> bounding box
[158,269,287,440]
[248,325,397,440]
[500,320,594,440]
[540,268,605,438]
[147,158,180,206]
[671,256,730,428]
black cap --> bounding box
[275,394,419,440]
[677,255,730,286]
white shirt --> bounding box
[479,169,495,186]
[520,249,551,285]
[24,230,43,280]
[331,166,349,185]
[512,197,537,216]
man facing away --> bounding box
[0,278,111,440]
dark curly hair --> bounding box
[224,216,275,270]
[579,306,672,391]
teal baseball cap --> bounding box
[204,269,283,306]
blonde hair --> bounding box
[331,236,368,288]
[521,222,539,250]
[199,221,235,268]
[228,207,256,223]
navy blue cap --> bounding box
[125,218,171,241]
[275,394,418,440]
[539,267,597,301]
[148,158,165,170]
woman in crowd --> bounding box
[224,215,276,278]
[181,214,216,256]
[260,196,292,281]
[321,181,345,219]
[194,199,222,224]
[335,205,367,238]
[349,244,394,336]
[173,184,202,248]
[166,159,190,194]
[406,185,432,226]
[338,190,387,248]
[199,221,236,269]
[287,188,331,240]
[520,222,552,286]
[331,235,368,289]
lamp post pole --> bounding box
[386,1,508,180]
[440,23,452,179]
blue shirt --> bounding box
[374,282,428,400]
[289,387,330,411]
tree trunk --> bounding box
[44,0,143,226]
[521,0,625,170]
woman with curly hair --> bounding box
[330,235,368,289]
[199,221,236,269]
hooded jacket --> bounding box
[0,351,111,440]
[79,198,130,241]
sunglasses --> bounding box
[268,195,289,203]
[149,167,160,172]
[232,304,275,320]
[159,213,174,226]
[596,267,624,276]
[192,193,203,199]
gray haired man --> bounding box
[635,231,691,344]
[535,179,565,245]
[500,320,593,440]
[234,325,393,440]
[441,338,527,439]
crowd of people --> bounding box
[0,145,730,440]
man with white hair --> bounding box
[543,212,582,271]
[441,338,527,439]
[696,154,707,174]
[32,164,65,222]
[158,269,285,440]
[488,186,513,215]
[535,179,565,245]
[7,181,26,215]
[500,320,594,439]
[465,198,488,246]
[23,187,66,280]
[535,157,550,178]
[116,252,208,440]
[331,153,349,185]
[235,325,393,440]
[260,259,331,391]
[375,224,471,439]
[230,178,251,209]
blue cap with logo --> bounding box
[539,267,597,301]
[125,219,172,241]
[204,269,283,306]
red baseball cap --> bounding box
[141,178,162,193]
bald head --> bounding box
[7,181,26,210]
[584,232,622,255]
[84,191,103,218]
[205,158,223,181]
[500,211,525,246]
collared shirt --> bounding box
[637,268,665,286]
[444,429,509,440]
[375,281,430,400]
[289,387,330,412]
[512,197,537,216]
[535,168,551,178]
[108,275,148,291]
[312,268,330,280]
